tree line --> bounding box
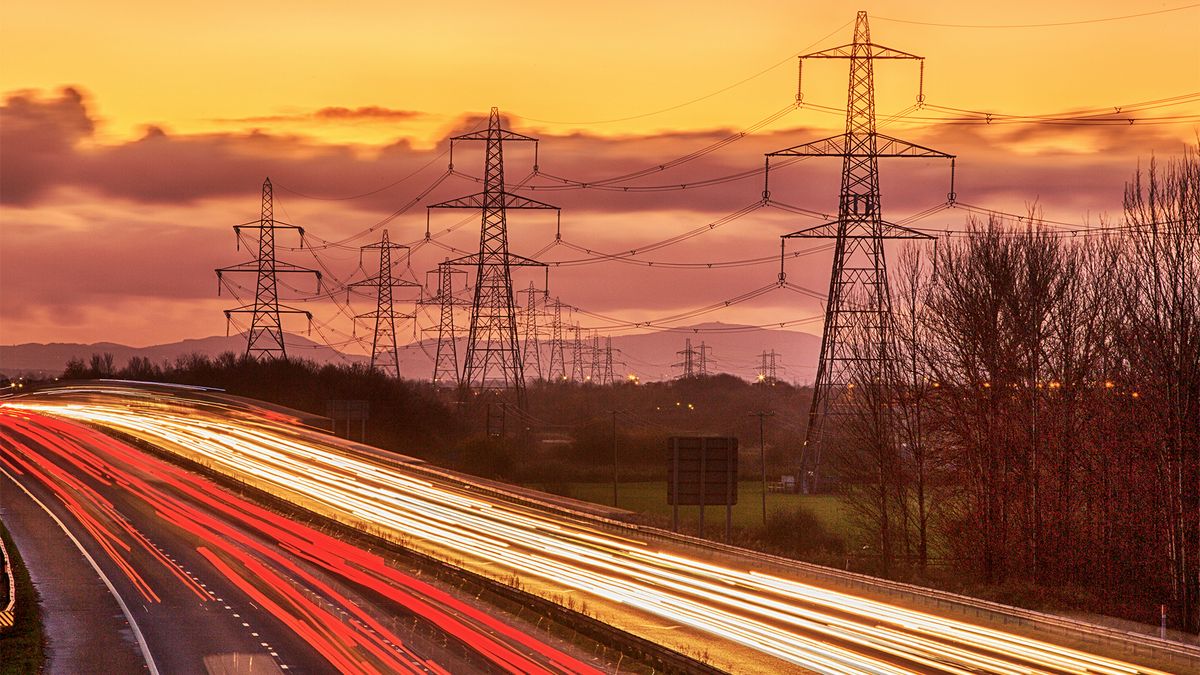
[835,148,1199,630]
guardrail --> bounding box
[0,526,15,630]
[396,461,1200,671]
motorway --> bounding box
[2,383,1184,674]
[0,402,604,674]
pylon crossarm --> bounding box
[451,129,538,143]
[800,42,922,60]
[874,133,954,158]
[428,193,487,209]
[768,132,952,159]
[500,192,559,210]
[782,220,935,240]
[767,133,847,157]
[442,252,546,267]
[223,306,312,318]
[349,277,421,289]
[428,191,559,210]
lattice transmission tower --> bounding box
[520,281,544,382]
[428,108,558,408]
[216,177,321,360]
[758,349,781,384]
[546,298,568,381]
[675,338,697,379]
[766,11,955,492]
[420,260,469,386]
[349,229,418,378]
[603,336,615,385]
[571,324,586,381]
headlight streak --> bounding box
[0,407,600,675]
[6,395,1174,675]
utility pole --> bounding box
[520,281,544,382]
[349,229,418,378]
[546,297,567,381]
[428,108,558,409]
[423,260,469,386]
[216,177,321,360]
[750,410,775,525]
[766,11,954,492]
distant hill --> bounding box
[0,334,366,378]
[3,322,820,383]
[394,321,820,384]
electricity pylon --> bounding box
[603,336,615,385]
[675,338,697,379]
[428,108,558,409]
[216,177,321,360]
[520,281,544,381]
[546,298,567,381]
[350,229,418,378]
[766,11,954,492]
[758,349,781,383]
[421,260,469,386]
[571,324,586,381]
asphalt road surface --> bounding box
[5,382,1183,675]
[0,405,602,675]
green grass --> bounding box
[551,480,855,538]
[0,520,44,675]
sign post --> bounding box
[667,436,738,541]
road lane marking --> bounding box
[0,466,162,675]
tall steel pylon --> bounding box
[421,260,469,386]
[603,336,615,385]
[675,338,697,379]
[758,349,781,383]
[520,281,544,382]
[428,108,558,408]
[216,177,321,360]
[766,11,954,492]
[546,298,567,381]
[350,229,418,378]
[570,324,586,381]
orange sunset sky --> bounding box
[2,1,1198,358]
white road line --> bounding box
[0,466,162,675]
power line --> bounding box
[516,20,853,126]
[874,4,1200,29]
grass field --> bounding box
[0,520,44,675]
[546,480,857,541]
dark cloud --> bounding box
[2,85,1187,224]
[0,87,94,203]
[216,105,425,124]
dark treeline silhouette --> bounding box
[63,352,459,457]
[834,148,1199,630]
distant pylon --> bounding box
[216,177,321,360]
[675,338,697,379]
[428,107,559,408]
[520,281,544,381]
[603,337,615,385]
[546,298,567,381]
[766,11,955,491]
[589,331,601,383]
[422,260,469,386]
[349,230,418,378]
[758,349,781,383]
[698,341,710,376]
[571,324,586,381]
